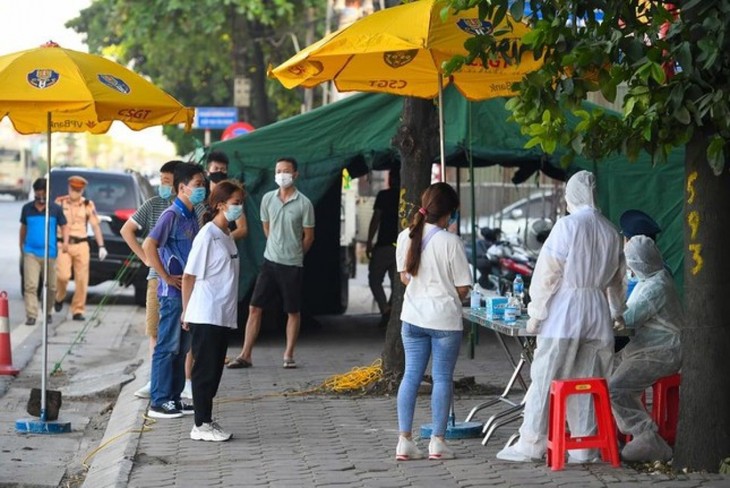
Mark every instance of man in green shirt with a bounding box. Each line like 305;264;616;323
228;157;315;369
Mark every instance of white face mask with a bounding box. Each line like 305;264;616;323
275;172;294;188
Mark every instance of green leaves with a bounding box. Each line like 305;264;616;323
446;0;730;176
707;135;726;176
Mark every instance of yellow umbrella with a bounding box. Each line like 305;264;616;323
0;42;194;134
0;41;194;429
269;0;541;172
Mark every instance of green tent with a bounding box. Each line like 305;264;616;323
210;86;685;309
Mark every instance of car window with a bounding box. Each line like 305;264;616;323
525;195;557;219
49;171;139;214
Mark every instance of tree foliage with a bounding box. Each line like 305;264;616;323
67;0;325;154
445;0;730;172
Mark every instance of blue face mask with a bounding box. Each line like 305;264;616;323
448;210;459;227
224;204;243;222
188;186;206;205
157;184;172;200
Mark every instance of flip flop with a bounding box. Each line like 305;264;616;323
283;358;297;369
226;357;252;369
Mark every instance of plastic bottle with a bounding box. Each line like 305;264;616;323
513;274;524;305
470;288;481;309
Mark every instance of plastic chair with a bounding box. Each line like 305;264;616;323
651;373;680;446
546;378;621;471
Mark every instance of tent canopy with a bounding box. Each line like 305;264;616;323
210;86;685;300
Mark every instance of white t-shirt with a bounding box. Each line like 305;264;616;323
183;222;240;328
396;223;472;331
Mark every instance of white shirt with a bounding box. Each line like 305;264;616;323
396;223;472;331
183;222;240;328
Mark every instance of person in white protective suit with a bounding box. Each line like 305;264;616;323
497;170;625;463
609;235;682;462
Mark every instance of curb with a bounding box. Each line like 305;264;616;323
81;341;150;488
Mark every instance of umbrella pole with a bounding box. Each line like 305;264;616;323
438;77;445;181
41;113;51;422
17;113;70;433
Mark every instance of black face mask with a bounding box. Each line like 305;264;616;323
209;172;228;184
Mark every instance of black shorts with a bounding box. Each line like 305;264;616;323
250;259;304;313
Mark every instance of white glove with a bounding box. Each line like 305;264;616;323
526;317;541;334
613;316;626;332
98;246;108;261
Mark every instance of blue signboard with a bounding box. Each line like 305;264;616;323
194;107;238;129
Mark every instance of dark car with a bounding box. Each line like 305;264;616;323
48;167;154;305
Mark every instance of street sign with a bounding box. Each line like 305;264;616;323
234;77;251;108
221;122;255;141
194;107;238;130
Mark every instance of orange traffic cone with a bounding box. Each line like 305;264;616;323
0;291;19;376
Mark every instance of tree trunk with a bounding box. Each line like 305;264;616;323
381;97;438;377
674;130;730;472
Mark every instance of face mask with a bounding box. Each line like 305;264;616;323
187;186;206;205
448;210;459;227
275;173;293;188
158;184;172;200
224;204;243;222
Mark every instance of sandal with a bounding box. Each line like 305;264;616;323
283;358;297;369
226;356;252;369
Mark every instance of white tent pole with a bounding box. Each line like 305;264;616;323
438;77;445;181
41;112;50;421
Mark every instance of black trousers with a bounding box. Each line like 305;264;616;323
189;323;229;426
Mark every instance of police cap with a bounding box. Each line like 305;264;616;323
619;209;661;240
68;175;88;190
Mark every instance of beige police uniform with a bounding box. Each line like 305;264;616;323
55;178;101;316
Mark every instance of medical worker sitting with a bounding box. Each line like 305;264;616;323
497;170;625;463
609;235;682;462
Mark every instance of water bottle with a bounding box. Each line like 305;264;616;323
470;288;481;309
513;274;524;304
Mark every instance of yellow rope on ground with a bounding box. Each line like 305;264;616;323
216;358;384;404
321;358;383;393
81;417;156;470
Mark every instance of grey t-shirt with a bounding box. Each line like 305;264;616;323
260;188;315;267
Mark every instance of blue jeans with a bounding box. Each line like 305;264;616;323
397;322;462;436
150;296;190;407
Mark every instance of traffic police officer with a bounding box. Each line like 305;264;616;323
54;175;107;321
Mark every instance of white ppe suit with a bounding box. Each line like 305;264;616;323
609;235;681;462
497;170;625;462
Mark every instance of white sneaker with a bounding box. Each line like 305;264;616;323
428;436;455;460
395;436;424;461
190;421;232;442
134;381;151;399
182;379;193;400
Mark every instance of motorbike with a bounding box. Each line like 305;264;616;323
485;235;537;300
465;227;543;303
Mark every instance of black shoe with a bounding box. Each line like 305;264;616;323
25;317;36;326
147;401;183;419
54;301;63;312
175;401;194;415
72;313;85;321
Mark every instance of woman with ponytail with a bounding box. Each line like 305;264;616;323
181;180;245;442
394;182;472;461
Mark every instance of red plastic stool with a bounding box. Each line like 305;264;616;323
652;373;680;446
546;378;621;471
